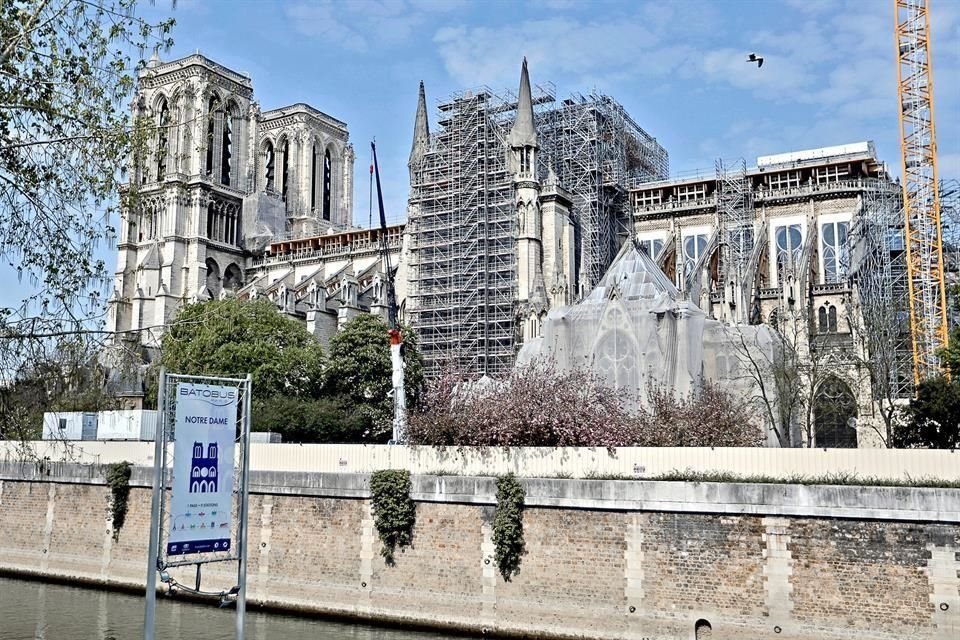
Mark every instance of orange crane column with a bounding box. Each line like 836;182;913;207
894;0;949;386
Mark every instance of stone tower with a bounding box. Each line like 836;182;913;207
107;54;256;350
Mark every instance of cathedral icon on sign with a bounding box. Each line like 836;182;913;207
189;442;219;493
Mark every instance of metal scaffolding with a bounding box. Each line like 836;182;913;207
850;179;913;399
715;158;754;322
407;85;668;377
942;178;960;328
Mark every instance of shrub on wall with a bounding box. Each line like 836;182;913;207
370;469;416;565
106;461;132;541
493;473;526;581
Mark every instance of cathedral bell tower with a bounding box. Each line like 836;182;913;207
511;58;548;344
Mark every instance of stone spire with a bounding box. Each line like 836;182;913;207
409;80;430;167
508;58;538;149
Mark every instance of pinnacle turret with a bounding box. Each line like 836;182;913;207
409;81;430;167
508;58;538;149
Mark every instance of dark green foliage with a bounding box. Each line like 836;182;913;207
160;299;324;402
369;469;415;565
0;338;117;441
939;323;960;379
106;461;132;541
252;395;368;443
492;473;525;581
324;315;425;441
894;375;960;449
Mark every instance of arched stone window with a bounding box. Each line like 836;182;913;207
223;263;243;292
263;140;275;192
156;96;169;180
818;302;838;332
323;148;332;221
220;101;236;186
814;376;858;448
205;95;221;177
205;258;221;298
694;619;712;639
311;144;319;211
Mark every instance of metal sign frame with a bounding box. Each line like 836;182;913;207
144;368;253;640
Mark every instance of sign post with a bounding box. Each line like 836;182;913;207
144;372;252;640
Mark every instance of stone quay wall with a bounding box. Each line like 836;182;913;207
0;462;957;640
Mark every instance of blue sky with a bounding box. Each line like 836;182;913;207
3;0;959;315
142;0;960;223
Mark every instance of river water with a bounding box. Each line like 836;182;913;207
0;577;457;640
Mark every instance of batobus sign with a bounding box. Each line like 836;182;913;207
167;383;238;556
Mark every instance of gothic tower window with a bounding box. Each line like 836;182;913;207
323;148;332;221
205;95;221;177
220;102;234;186
264;141;275;192
280;138;289;201
156;97;169;180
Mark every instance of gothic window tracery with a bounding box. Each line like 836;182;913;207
774;224;803;284
814;377;858;448
205;199;241;246
820;221;849;283
682;233;708;280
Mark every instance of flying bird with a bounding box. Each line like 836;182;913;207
747;53;764;68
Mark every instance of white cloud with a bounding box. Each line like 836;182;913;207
433;12;703;90
286;2;369;52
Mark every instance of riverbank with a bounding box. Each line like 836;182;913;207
1;462;958;639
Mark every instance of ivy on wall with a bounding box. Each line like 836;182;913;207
370;469;416;565
106;461;132;541
493;473;526;581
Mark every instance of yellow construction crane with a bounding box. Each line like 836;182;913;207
894;0;950;385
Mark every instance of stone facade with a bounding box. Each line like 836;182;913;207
1;466;958;640
105;54;400;366
629;143;904;448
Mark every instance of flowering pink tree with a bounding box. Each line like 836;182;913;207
407;361;762;448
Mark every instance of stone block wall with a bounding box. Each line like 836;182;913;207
0;467;958;640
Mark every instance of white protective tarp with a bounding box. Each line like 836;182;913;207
518;241;776;424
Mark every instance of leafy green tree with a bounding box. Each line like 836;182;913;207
939;327;960;379
159;299;324;401
1;0;173;323
251;395;368;443
324;314;424;442
894;375;960;449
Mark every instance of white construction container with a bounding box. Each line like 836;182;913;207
42;412;98;441
249;431;282;444
96;410;158;441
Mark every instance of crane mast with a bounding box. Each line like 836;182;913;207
894;0;949;385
